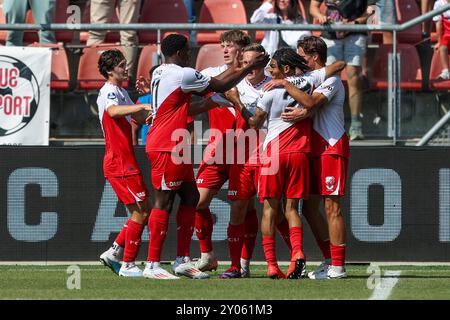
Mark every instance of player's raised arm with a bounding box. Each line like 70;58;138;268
324;60;346;78
205;52;270;94
106;103;152;119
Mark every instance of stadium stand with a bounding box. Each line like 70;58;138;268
429;49;450;90
78;44;128;90
80;0;121;43
396;0;422;44
29;42;70;90
22;0;72;44
195;43;224;70
0;4;7;44
255;0;308;42
136;44;158;79
196;0;247;44
371;44;423;90
138;0;189;44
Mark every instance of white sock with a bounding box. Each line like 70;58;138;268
109;242;123;257
240;258;249;268
201;251;214;260
330;265;345;273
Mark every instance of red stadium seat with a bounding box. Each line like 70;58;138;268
195;44;224;71
197;0;247;45
23;0;73;44
429;50;450;90
139;0;189;44
29;42;70;90
395;0;422;44
80;0;120;43
78;44;128;90
0;5;8;44
136;44;159;79
371;44;422;90
255;1;308;42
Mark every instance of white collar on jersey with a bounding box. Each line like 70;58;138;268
246;76;269;89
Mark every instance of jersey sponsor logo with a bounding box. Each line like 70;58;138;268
107;92;117;100
136;191;146;198
196;178;204;184
228;190;238;196
169;180;183;188
325;176;336;191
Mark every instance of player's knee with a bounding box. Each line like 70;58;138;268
324;202;341;219
153;200;173;213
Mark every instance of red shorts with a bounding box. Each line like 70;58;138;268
147;151;195;191
228;165;260;200
310;154;348;196
107;174;149;205
439;31;450;47
258;152;309;200
196;161;230;190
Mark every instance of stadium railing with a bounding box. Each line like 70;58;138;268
0;3;450;145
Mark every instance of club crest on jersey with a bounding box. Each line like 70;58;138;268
195;71;203;80
107;92;117;100
325;176;335;191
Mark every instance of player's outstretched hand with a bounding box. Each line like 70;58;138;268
224;87;240;105
263;79;287;91
136;76;151;95
249;53;270;70
145;111;153;125
281;106;309;122
141;104;152;111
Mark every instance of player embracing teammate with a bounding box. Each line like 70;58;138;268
277;36;349;279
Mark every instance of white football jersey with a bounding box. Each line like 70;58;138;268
312;75;346;146
258;68;326;150
236;75;272;119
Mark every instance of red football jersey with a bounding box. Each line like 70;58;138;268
146;64;211;153
97;82;141;177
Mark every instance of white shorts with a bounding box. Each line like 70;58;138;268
323;34;367;67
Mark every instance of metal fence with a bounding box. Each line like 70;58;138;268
1;3;450;145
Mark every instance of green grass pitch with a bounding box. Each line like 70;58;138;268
0;264;449;300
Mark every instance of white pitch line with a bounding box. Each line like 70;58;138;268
369;270;402;300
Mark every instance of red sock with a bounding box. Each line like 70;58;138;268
227;223;245;269
276;219;292;253
195;208;213;253
316;239;331;260
241;209;258;260
176;205;196;257
262;235;277;265
114;219;130;248
289;226;305;260
147;208;169;262
330;243;346;266
123;220;145;263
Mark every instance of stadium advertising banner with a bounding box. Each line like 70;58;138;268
0;146;449;262
0;47;51;146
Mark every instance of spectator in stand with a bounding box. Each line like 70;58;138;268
368;0;396;44
250;0;311;56
310;0;374;141
4;0;56;46
87;0;141;80
433;0;450;80
421;0;434;37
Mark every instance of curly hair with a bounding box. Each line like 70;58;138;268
161;34;188;58
272;47;309;73
98;49;125;79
